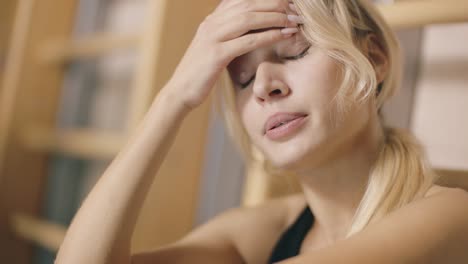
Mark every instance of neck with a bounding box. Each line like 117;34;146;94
296;114;384;244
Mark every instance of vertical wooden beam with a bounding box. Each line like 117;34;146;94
0;0;34;186
0;0;77;263
130;0;220;253
0;0;18;96
126;0;168;129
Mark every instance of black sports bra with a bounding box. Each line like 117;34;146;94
268;206;315;263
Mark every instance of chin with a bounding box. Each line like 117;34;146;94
265;147;317;172
263;135;331;172
270;155;318;173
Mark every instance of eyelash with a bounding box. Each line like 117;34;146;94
239;46;311;89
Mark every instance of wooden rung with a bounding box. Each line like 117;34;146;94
39;33;141;63
435;168;468;191
379;0;468;29
10;213;66;252
19;125;126;159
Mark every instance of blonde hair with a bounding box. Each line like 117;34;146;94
214;0;439;238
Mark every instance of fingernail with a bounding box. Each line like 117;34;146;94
281;27;298;35
288;14;304;24
289;3;297;12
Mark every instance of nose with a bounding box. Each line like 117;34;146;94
252;62;290;103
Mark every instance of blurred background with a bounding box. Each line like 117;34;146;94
0;0;467;263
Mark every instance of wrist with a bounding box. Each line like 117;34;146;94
156;81;193;115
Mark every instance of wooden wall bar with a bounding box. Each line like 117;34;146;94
0;0;18;96
0;0;77;263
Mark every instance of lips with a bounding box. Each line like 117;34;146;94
264;112;308;134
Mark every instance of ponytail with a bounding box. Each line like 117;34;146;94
346;127;439;237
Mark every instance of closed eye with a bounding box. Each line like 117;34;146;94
240;74;256;89
238;45;312;89
284;45;311;60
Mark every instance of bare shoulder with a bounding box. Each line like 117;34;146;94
350;184;468;264
423;184;466;198
398;185;468;263
274;186;468;264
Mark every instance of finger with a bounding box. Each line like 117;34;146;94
215;11;302;41
213;0;234;12
237;0;290;13
222;27;297;61
248;0;299;15
289;2;297;13
216;0;291;14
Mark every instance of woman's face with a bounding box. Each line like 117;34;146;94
227;33;372;171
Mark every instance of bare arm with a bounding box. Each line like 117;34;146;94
55;86;190;264
55;0;300;263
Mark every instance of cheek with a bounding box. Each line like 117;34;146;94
296;55;342;100
286;57;343;132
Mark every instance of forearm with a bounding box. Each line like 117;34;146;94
55;83;190;264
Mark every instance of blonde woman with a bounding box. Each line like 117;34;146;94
55;0;468;263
